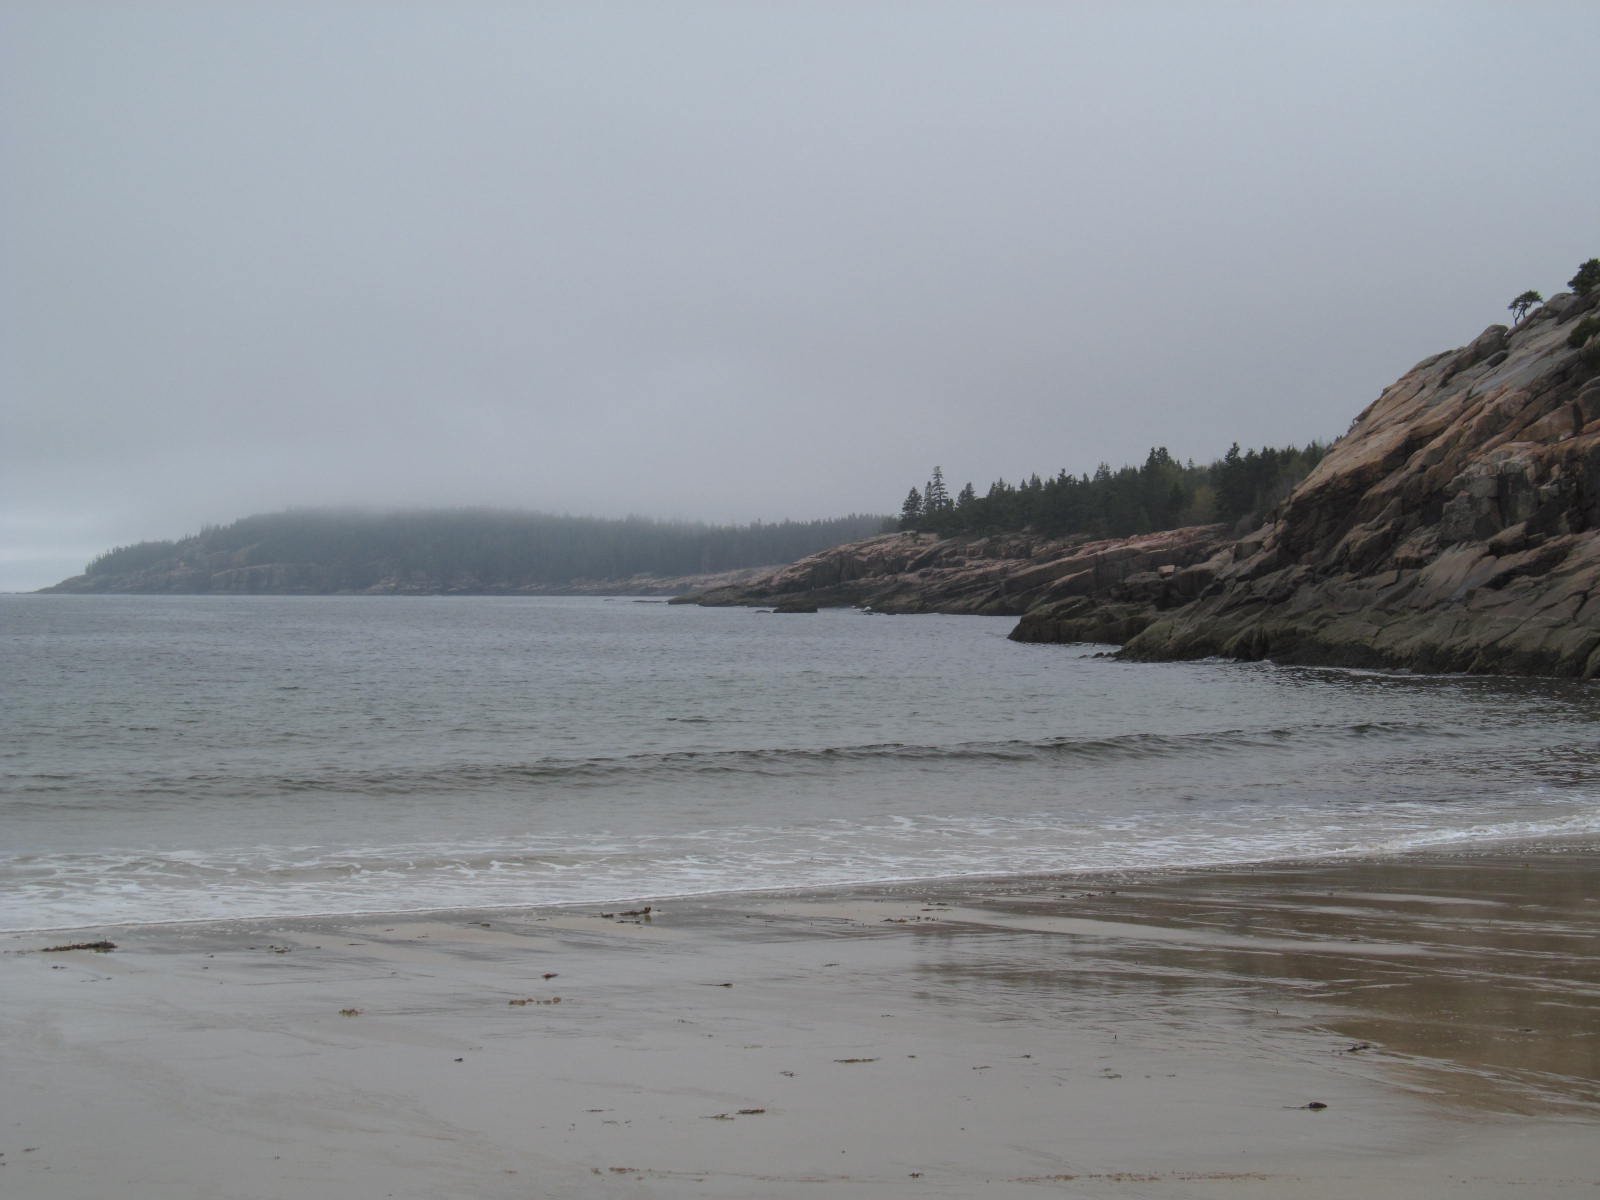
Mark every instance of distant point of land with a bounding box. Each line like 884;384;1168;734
41;508;891;596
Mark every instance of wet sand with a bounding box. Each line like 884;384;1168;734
3;842;1597;1197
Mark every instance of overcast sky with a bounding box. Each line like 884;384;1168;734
3;2;1597;590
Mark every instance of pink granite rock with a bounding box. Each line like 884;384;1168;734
1119;291;1600;677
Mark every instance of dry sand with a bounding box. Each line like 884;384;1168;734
3;843;1597;1198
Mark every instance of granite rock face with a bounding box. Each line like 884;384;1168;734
677;526;1232;619
1112;292;1600;677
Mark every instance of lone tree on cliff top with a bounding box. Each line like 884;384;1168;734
1508;290;1543;324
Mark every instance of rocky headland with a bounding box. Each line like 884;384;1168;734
684;288;1600;678
674;524;1232;634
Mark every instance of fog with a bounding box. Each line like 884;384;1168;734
4;2;1597;590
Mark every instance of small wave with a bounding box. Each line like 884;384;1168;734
7;797;1599;933
2;719;1460;801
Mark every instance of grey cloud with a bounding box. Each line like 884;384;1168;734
4;1;1597;589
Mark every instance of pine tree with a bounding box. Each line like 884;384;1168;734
1214;442;1254;523
899;487;924;530
1508;290;1543;324
1568;259;1600;298
923;466;951;514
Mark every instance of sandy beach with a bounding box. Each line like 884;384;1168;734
3;843;1597;1198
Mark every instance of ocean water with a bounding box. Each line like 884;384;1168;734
3;593;1599;931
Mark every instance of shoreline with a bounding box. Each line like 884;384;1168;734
8;828;1598;938
4;842;1597;1197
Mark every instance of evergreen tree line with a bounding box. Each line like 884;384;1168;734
83;508;891;588
899;442;1329;539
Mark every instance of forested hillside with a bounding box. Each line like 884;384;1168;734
48;508;890;594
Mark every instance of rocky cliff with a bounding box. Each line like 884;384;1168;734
1056;290;1600;676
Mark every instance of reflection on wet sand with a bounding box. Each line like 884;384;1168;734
899;848;1600;1113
